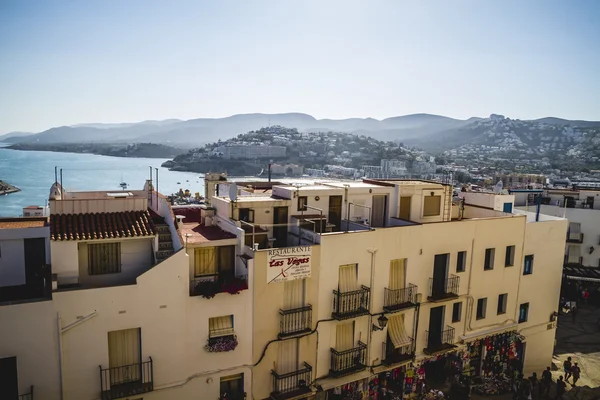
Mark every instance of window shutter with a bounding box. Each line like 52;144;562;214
389;259;406;290
338;264;358;292
335;322;354;351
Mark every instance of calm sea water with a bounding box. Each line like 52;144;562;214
0;146;204;217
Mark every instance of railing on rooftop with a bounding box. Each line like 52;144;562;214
329;341;367;377
332;285;370;320
189;272;248;298
270;362;312;400
99;358;153;400
383;284;418;312
279;305;312;338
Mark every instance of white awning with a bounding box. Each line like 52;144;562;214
317;369;372;391
388;314;411;348
459;323;518;343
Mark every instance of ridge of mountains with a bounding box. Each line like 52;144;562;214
2;113;600;158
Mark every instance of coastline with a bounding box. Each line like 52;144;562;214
5;143;186;159
0;180;20;195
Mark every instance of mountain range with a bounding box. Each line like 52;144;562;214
2;113;600;157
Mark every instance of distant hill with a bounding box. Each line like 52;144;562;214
3;113;600;159
0;131;32;141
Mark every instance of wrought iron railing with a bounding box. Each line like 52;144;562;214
279;305;312;338
564;255;583;267
99;358;153;400
424;326;455;353
329;341;367;377
189;273;248;298
567;231;584;243
271;362;312;399
427;275;459;300
383;284;418;312
332;285;370;319
18;386;34;400
382;339;414;365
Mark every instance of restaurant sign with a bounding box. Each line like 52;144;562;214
267;246;312;284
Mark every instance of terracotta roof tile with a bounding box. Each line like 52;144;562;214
50;211;156;241
0;219;47;229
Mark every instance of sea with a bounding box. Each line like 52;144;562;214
0;145;205;217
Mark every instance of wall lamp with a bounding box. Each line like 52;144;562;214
372;314;388;331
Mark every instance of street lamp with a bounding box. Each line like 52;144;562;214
372;314;388;331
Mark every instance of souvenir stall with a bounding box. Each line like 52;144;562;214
467;332;521;396
369;366;409;400
324;378;369;400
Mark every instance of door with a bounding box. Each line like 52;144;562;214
371;195;387;227
503;202;513;213
220;374;244;398
108;328;142;384
24;238;46;293
273;207;288;248
399;197;411;220
328;196;342;232
427;306;444;348
432;254;448;297
0;356;18;400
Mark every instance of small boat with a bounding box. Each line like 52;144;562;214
177;182;181;184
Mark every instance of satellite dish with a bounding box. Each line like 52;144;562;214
494;181;503;194
228;183;238;202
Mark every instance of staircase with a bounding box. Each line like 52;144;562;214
150;212;174;264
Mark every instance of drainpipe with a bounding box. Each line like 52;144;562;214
58;313;65;400
367;248;378;365
463;238;475;334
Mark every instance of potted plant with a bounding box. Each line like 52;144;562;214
205;335;238;352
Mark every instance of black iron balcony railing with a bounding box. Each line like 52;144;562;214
270;362;312;400
382;339;414;365
279;305;312;338
99;358;153;400
18;386;34;400
332;285;370;320
564;255;583;267
424;326;456;355
383;284;418;312
427;275;459;301
329;341;367;377
189;273;248;298
566;231;584;243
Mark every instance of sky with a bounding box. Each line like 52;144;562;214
1;0;599;133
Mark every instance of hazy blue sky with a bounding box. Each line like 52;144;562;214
1;0;599;133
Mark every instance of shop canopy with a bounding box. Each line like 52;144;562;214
459;323;517;343
564;265;600;283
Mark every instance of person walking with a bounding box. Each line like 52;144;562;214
583;288;590;304
563;357;572;382
529;372;539;400
556;376;566;400
541;367;552;397
571;363;581;386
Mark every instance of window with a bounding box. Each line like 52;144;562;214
497;293;508;315
519;303;529;323
194;246;235;277
220;373;244;399
298;196;307;211
452;302;462;322
108;328;141;383
338;264;358;292
523;255;534;275
209;315;234;338
505;245;515;267
456;251;466;273
335;321;355;351
423;195;441;217
476;298;487;320
88;242;121;275
389;259;406;290
567;245;581;265
484;248;495;270
568;222;582;241
238;208;254;223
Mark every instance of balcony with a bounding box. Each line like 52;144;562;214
424;326;456;355
332;286;370;320
566;231;584;243
99;358;153;400
18;386;34;400
382;339;414;365
427;275;459;302
383;284;418;312
564;255;583;267
189;273;248;298
270;362;313;400
330;341;367;377
279;305;313;338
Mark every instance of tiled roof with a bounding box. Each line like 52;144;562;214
50;211;156;241
0;219;47;230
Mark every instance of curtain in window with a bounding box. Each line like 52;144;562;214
195;247;217;276
338;264;358;292
209;315;234;337
276;338;299;374
387;314;411;349
423;196;441;217
335;322;354;351
283;279;305;310
108;328;141;383
89;242;121;275
567;245;581;264
389;259;406;290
